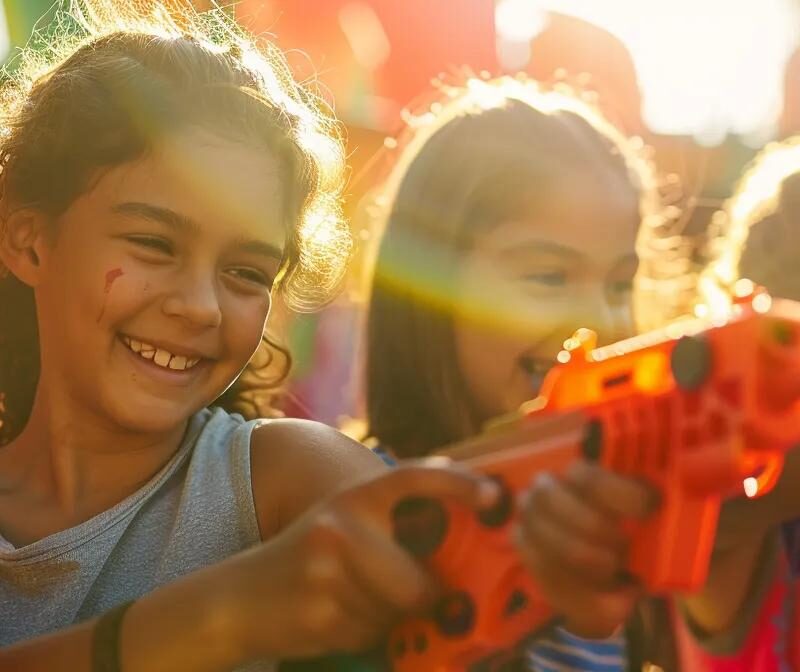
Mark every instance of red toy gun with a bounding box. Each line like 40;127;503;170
388;289;800;672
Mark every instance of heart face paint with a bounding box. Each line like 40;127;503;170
97;267;124;323
104;267;124;292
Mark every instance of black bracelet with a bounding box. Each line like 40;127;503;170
92;600;135;672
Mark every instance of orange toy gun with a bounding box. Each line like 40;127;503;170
388;289;800;672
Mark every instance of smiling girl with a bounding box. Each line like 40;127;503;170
364;76;659;459
0;3;509;671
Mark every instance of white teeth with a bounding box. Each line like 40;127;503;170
169;356;187;370
122;336;201;370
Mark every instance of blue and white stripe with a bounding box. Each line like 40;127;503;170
526;627;627;672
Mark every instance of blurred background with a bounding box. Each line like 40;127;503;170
4;0;800;425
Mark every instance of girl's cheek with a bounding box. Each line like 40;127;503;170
97;267;170;324
228;296;272;347
94;267;126;324
512;298;577;340
245;291;272;324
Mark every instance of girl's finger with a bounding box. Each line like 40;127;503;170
515;506;621;583
565;462;658;519
335;511;439;615
522;473;627;551
340;458;501;523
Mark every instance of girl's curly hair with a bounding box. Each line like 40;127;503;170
0;0;352;442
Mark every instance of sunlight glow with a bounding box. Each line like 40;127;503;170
496;0;800;143
338;2;390;71
0;3;9;63
495;0;547;70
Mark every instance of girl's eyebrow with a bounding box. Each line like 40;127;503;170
113;201;199;233
112;201;283;260
497;238;584;261
234;237;284;261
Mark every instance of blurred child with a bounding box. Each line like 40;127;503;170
590;137;800;671
660;138;800;671
700;138;800;307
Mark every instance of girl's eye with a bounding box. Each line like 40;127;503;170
227;267;272;288
522;271;567;287
126;235;173;255
609;278;634;294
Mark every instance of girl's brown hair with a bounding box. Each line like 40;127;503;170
0;0;351;443
365;75;661;458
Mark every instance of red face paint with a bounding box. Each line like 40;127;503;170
97;268;124;323
104;267;124;293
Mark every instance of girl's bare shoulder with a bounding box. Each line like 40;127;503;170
248;418;387;539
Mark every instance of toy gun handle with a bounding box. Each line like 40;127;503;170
387;417;586;672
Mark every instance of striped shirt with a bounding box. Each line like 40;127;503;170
526;626;627;672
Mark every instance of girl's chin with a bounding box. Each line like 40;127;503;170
103;394;206;434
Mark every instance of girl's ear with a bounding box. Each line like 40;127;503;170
0;208;51;287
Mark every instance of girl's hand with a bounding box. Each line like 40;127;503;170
225;460;500;661
514;462;658;638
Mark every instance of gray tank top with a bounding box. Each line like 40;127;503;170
0;407;273;670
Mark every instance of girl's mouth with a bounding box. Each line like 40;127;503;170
120;334;202;372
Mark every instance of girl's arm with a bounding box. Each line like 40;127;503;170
2;427;497;671
248;418;388;540
676;531;782;662
677;447;800;638
677;531;774;640
0;557;248;672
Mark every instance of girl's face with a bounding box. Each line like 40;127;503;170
34;129;285;433
452;174;640;424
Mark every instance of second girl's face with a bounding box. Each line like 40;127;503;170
34;128;285;433
452;173;640;424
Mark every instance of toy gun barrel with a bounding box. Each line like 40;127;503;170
389;291;800;671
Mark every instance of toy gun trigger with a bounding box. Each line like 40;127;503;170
670;434;784;499
739;448;784;498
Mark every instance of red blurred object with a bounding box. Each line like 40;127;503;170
389;289;800;671
235;0;496;127
527;13;644;134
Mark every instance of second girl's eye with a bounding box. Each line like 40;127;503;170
125;235;173;255
522;270;567;287
608;256;639;297
609;278;634;294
